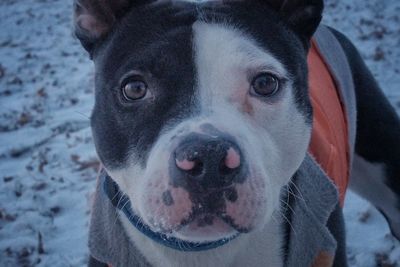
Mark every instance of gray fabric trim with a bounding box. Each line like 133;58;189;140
284;154;339;267
327;204;348;267
88;172;150;267
313;25;357;169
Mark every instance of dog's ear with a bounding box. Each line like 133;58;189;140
261;0;323;43
73;0;152;55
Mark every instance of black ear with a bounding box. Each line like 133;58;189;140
263;0;324;42
73;0;152;55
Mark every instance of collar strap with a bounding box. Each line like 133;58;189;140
102;172;239;252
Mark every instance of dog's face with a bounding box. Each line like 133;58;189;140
75;0;322;243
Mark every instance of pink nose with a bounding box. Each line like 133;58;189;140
175;159;196;171
175;146;241;171
225;147;241;169
171;132;247;190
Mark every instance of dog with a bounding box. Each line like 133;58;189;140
73;0;400;266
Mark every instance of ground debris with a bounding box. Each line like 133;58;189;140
37;232;45;254
375;252;397;267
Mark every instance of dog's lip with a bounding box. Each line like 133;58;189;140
187;184;235;195
104;173;240;250
140;212;241;244
220;213;252;233
170;216;238;243
155;211;250;236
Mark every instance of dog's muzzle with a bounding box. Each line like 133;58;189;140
103;172;240;251
106;124;268;251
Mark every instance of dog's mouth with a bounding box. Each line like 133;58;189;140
157;206;252;243
142;185;255;240
144;211;242;249
142;191;252;245
104;173;241;251
172;213;238;242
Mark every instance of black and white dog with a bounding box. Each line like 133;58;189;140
73;0;400;266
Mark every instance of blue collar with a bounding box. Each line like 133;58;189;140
102;173;240;252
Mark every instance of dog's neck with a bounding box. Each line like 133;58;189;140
119;210;284;267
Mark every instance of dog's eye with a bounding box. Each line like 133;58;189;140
250;73;279;97
122;79;148;101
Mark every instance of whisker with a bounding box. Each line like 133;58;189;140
279;198;295;216
74;111;91;120
275;210;297;236
288;180;306;202
113;198;130;227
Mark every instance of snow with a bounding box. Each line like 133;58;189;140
0;0;398;266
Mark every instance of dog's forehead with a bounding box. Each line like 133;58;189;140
99;0;304;83
193;21;288;78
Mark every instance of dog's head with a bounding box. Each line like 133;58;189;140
74;0;322;244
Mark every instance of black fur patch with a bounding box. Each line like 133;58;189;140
330;28;400;203
162;190;174;206
91;3;198;169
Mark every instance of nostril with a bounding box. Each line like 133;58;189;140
219;159;234;175
175;158;195;171
188;160;203;177
176;157;204;177
224;147;241;169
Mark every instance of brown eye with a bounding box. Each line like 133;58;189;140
251;73;279;97
122;79;148;101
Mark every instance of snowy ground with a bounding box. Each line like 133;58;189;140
0;0;399;266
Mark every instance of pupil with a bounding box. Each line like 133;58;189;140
254;75;276;95
125;81;146;99
258;77;268;88
132;83;142;93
